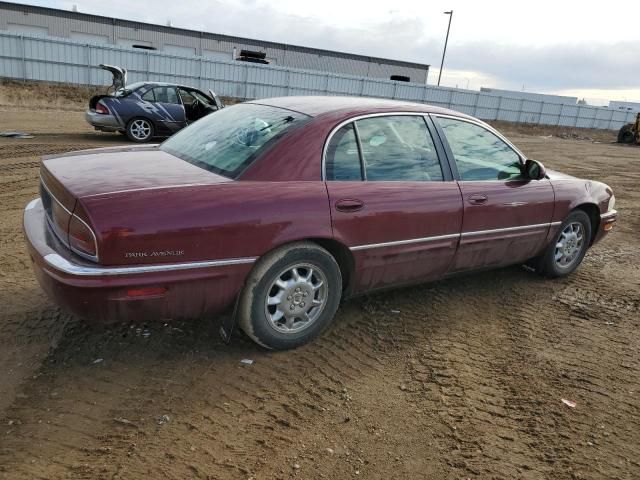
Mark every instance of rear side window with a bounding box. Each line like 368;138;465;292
325;124;362;181
151;86;180;104
356;115;443;181
141;89;155;102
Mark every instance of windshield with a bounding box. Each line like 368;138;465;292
160;103;309;178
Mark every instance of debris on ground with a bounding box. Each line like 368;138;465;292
113;417;137;427
390;309;401;314
92;358;104;364
158;414;170;425
556;132;593;142
562;399;577;408
0;131;34;139
240;359;254;365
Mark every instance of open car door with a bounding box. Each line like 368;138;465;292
99;64;127;91
208;89;225;110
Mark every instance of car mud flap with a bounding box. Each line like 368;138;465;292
219;293;241;344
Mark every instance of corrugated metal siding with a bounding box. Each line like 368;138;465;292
0;1;429;83
480;87;579;105
0;32;634;131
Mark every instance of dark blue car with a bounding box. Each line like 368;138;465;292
86;65;224;142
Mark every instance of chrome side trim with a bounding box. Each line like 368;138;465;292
39;175;100;262
83;182;230;198
350;233;461;251
44;253;257;277
550;221;562;227
462;223;550;238
601;209;617;220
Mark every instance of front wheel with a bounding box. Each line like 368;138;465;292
126;118;154;142
238;242;342;350
536;210;592;278
618;124;636;144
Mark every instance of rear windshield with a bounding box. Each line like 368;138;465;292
160;103;309;178
114;82;145;97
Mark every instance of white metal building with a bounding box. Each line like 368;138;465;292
0;1;430;84
609;100;640;113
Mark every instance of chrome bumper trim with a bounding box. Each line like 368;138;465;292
44;253;257;277
600;209;617;220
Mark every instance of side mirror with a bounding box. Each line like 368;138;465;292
524;159;546;180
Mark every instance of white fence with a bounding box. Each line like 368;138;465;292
0;32;634;130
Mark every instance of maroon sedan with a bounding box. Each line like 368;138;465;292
23;96;617;349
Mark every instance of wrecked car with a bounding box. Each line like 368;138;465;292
86;64;224;142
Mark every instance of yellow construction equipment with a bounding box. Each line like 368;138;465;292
617;112;640;144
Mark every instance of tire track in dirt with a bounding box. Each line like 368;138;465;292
1;134;639;479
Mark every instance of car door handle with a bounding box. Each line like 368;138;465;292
467;194;488;205
335;198;364;212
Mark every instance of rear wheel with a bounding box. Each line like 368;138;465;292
618;124;635;144
536;210;591;278
238;242;342;350
126;118;154;142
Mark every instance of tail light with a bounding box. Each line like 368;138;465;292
50;201;71;240
69;215;97;259
95;101;109;115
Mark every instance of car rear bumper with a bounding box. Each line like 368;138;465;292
85;110;122;132
23;198;254;323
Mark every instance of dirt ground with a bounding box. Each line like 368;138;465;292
0;103;639;480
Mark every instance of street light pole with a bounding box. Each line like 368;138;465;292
437;10;453;86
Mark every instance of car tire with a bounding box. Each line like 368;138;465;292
238;242;342;350
536;210;592;278
617;124;635;144
125;118;154;143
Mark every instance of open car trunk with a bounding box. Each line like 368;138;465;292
100;64;127;91
88;64;129;110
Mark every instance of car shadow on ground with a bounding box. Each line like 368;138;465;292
40;264;542;371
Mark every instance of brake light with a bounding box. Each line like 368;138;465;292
95;101;109;115
69;215;97;258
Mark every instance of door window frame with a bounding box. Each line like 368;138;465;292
322;112;453;182
430;113;528;182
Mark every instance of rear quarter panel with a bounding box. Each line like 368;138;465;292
78;181;332;266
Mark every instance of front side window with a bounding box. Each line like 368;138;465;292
355;116;443;181
325;124;362;181
436;117;522;181
160;103;309;178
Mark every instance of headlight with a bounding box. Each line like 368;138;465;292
608;195;616;212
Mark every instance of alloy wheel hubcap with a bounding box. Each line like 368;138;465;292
264;263;328;334
554;222;584;268
130;120;151;140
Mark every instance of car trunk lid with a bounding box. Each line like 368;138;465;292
40;145;231;201
100;64;127;91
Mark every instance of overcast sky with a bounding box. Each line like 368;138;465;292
15;0;640;103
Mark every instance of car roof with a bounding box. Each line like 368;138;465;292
136;81;199;90
248;95;471;119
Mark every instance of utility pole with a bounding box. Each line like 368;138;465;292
437;10;453;86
